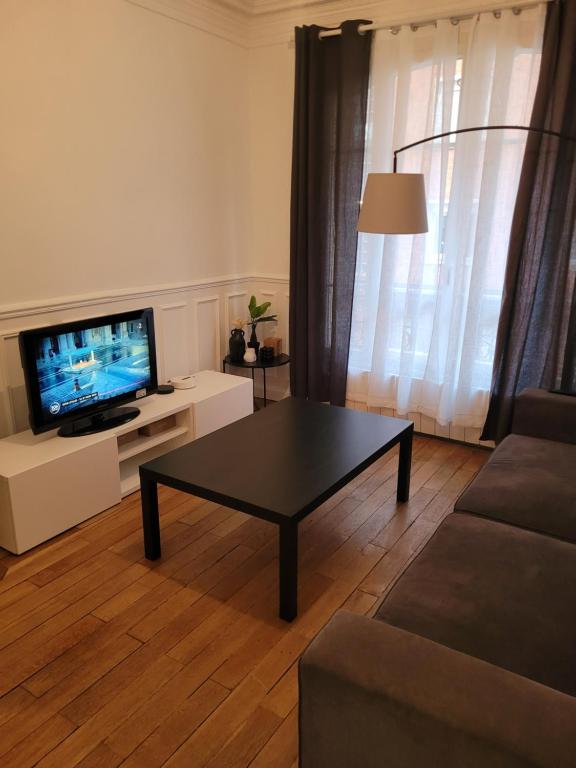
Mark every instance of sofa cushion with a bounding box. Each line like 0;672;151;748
375;512;576;696
455;434;576;542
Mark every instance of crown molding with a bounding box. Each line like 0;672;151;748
248;0;544;46
251;0;340;13
124;0;252;47
124;0;545;48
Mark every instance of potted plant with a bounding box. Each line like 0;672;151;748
246;295;277;354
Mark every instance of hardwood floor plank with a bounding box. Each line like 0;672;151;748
23;631;142;698
0;536;88;593
249;707;299;768
36;655;182;768
75;743;124;767
104;644;233;759
262;664;298;720
0;687;36;728
0;582;39;615
119;680;229;768
127;585;201;643
163;676;267;768
0;551;133;632
203;705;282;768
341;588;379;616
0;634;142;757
0;713;76;768
0;615;104;697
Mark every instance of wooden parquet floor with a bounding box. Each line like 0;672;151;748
0;435;487;767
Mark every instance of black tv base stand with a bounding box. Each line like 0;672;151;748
58;406;140;437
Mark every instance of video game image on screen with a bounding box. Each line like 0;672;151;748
34;319;152;419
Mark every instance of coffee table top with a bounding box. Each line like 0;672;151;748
140;398;412;524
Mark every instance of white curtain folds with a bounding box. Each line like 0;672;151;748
348;6;545;428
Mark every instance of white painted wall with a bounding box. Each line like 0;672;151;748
0;0;249;307
246;44;294;277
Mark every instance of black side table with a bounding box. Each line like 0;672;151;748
223;353;290;407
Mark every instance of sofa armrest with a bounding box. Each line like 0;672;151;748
512;388;576;444
299;612;576;768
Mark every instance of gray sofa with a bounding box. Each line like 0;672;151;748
299;389;576;767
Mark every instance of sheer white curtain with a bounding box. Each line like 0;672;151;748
348;7;545;428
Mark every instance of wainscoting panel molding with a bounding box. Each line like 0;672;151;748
224;291;248;334
195;296;221;373
0;274;289;438
0;272;489;447
157;302;190;383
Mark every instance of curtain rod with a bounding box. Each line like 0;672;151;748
318;1;548;38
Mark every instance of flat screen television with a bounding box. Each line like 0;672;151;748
19;308;158;437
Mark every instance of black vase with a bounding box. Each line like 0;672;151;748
229;328;246;363
248;324;260;355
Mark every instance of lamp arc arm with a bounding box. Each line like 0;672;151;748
392;125;576;172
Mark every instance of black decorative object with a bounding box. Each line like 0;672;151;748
260;346;274;363
248;324;260;356
229;328;246;363
245;296;277;357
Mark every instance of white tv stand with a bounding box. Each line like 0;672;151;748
0;371;252;554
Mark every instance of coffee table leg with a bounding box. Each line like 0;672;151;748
397;427;413;503
141;471;161;560
279;521;298;622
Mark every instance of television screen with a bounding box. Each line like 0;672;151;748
20;308;158;434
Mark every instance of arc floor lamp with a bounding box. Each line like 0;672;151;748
357;124;575;235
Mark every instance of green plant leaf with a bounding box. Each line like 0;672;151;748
248;296;273;320
252;301;271;319
254;314;277;324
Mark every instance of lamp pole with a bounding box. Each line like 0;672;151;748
392;124;576;172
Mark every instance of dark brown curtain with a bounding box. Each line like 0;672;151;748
289;21;372;405
482;0;576;442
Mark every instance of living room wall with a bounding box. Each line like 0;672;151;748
0;0;281;438
0;0;250;308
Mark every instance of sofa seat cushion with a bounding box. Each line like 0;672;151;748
455;434;576;542
375;512;576;696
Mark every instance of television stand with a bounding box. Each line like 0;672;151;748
0;371;253;554
58;406;140;437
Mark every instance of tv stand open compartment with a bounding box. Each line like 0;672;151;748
115;404;193;496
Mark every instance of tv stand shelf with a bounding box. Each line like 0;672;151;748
117;425;189;463
0;371;253;554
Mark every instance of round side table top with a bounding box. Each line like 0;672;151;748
223;353;290;370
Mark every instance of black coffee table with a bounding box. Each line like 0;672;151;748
139;398;413;621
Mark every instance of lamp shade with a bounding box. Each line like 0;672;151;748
357;173;428;234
